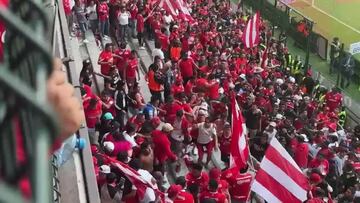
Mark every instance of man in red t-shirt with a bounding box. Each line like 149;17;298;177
113;42;131;79
186;163;209;191
98;0;109;38
98;43;113;76
157;27;170;54
178;53;197;85
125;50;139;90
294;134;309;169
136;9;145;48
199;179;227;203
324;88;342;112
175;176;195;203
221;167;253;202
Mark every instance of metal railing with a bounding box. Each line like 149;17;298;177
0;0;57;202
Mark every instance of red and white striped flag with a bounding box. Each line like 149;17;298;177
251;137;309;203
155;0;194;23
230;93;249;170
242;11;260;48
102;155;165;202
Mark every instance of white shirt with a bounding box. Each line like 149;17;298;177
86;4;97;20
171;118;184;141
118;11;130;25
138;169;156;203
163;15;173;25
123;131;137;147
197;122;216;144
152;48;165;60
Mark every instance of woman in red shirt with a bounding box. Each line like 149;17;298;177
125;51;140;91
98;43;113;76
84;97;103;140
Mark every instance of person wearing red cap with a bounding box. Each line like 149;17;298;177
221;166;253;203
199;179;227;203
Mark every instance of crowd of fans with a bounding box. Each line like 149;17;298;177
70;0;360;202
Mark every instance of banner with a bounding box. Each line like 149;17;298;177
349;41;360;55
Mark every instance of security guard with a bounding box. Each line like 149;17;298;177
283;48;293;69
338;106;347;127
292;55;304;82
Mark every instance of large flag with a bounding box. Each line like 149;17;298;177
230;93;249;170
152;0;194;23
242;11;260;48
251;137;309;203
102;155;164;202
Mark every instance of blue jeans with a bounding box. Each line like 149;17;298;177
129;19;137;37
99;19;109;37
119;24;128;42
79;22;87;34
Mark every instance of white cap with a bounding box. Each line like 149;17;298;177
218;87;224;94
299;134;309;142
100;165;111;174
288;76;296;83
276;78;284;85
239;74;246;80
275;114;284;119
103;141;114;152
269;122;277;127
162;123;174;132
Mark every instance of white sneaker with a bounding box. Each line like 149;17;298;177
83;39;89;43
139;46;145;50
104;35;110;40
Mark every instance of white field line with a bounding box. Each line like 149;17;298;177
298;0;360;34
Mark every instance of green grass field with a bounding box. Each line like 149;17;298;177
289;0;360;57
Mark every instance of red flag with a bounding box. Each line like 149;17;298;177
230;93;249;170
242;11;260;48
151;0;194;23
251;137;309;203
102;155;165;202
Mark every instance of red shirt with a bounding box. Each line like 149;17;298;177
221;169;252;201
208;81;220;100
179;58;195;78
157;33;170;51
325;92;342;112
129;4;138;19
136;14;144;32
199;190;226;203
114;48;131;72
126;58;138;78
174;190;195;203
185;172;209;190
102;97;116;116
152;130;177;163
84;100;102;128
98;50;113;76
63;0;71;15
184;81;194;96
171;84;185;96
294;142;309;168
98;2;109;21
127;116;144;132
219;134;231;156
308;159;329;175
